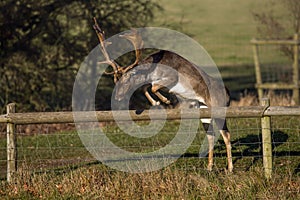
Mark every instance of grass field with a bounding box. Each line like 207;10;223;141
151;0;294;94
0;115;299;199
153;0;289;65
152;0;265;65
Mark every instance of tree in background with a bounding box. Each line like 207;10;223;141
0;0;160;112
253;0;300;60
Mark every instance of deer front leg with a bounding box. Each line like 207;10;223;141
151;84;171;104
154;91;171;104
143;85;160;106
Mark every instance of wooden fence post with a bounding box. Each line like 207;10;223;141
252;43;264;100
261;98;272;179
7;103;17;182
292;33;299;105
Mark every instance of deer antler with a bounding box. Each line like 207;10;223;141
93;18;144;82
119;29;144;73
93;17;121;83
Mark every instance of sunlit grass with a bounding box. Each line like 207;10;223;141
153;0;291;66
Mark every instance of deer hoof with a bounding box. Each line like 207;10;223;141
164;100;171;104
227;166;233;173
207;164;213;172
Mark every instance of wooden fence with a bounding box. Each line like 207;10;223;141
1;99;300;182
251;33;300;104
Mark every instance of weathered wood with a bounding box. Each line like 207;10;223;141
255;83;298;90
251;38;300;45
7;103;17;183
292;33;299;105
1;106;300;125
264;106;300;116
261;99;272;179
0;115;9;123
1;107;267;125
252;44;263;99
226;106;266;118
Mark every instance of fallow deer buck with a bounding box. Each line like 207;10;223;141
93;18;233;172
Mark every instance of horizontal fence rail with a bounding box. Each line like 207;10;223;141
1;101;300;182
250;38;300;45
1;106;300;125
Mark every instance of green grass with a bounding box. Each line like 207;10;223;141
0;116;299;199
152;0;291;66
152;0;267;65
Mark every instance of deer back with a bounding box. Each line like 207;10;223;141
115;50;230;107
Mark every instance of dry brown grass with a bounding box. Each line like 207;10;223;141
1;165;299;199
231;92;295;107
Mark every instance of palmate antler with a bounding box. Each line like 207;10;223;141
93;18;143;83
119;29;144;73
93;17;121;83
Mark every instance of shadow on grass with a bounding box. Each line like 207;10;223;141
294;164;300;175
183;130;297;172
2;130;298;180
230;130;291;171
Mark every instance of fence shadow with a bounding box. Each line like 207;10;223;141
182;130;291;171
294;164;300;175
229;130;289;171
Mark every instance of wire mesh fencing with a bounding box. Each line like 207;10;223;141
0;112;299;180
